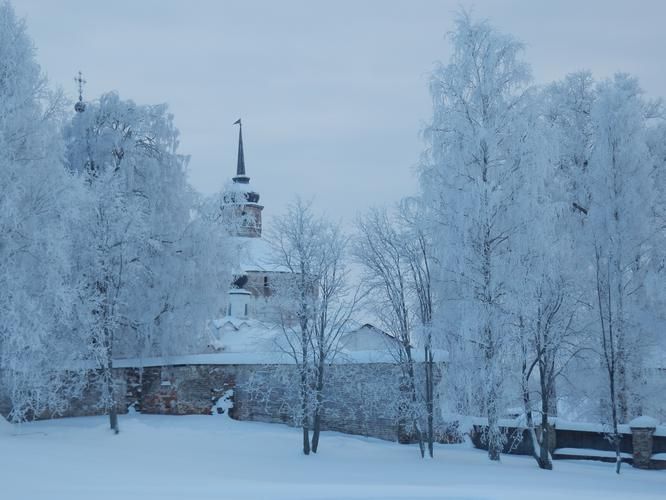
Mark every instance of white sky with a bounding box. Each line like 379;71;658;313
15;0;666;226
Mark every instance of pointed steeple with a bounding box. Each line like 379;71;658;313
222;118;264;237
233;118;248;183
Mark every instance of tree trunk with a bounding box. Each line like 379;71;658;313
610;371;622;474
105;363;118;434
311;354;325;453
109;408;119;434
425;346;434;458
405;345;425;458
481;216;500;462
311;413;321;453
521;362;542;465
103;319;119;434
485;327;501;462
487;386;501;461
538;381;553;470
595;250;621;473
298;305;311;455
302;426;310;456
548;382;558;417
300;364;310;455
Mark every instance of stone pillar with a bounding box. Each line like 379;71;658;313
630;416;658;469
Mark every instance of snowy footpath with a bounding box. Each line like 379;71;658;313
1;413;665;500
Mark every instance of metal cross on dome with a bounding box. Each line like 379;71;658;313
74;71;87;112
74;71;87;101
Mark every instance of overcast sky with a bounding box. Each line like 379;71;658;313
15;0;666;226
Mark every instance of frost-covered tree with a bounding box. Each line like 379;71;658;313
398;197;437;457
533;72;603;426
309;226;358;453
420;12;533;461
64;92;227;431
506;89;591;470
543;71;596;218
0;2;89;422
584;74;663;472
534;71;665;472
354;206;426;457
178;192;235;349
268;197;356;455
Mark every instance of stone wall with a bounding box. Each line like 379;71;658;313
231;363;409;441
133;362;442;443
139;365;237;415
0;362;442;444
0;368;138;421
4;362;665;469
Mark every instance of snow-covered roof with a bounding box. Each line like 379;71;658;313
112;315;450;368
226;178;256;194
112;348;447;368
339;323;401;352
204;318;448;364
209;316;281;353
628;416;660;428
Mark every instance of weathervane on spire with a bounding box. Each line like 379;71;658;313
74;71;86;113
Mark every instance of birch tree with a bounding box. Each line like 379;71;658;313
0;2;88;421
510;90;590;470
64;92;208;432
585;74;661;472
398;198;436;457
421;12;533;461
269;198;355;455
354;207;426;457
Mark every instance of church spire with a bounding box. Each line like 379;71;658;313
233;118;248;183
223;118;263;237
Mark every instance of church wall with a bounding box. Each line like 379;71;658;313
243;271;296;323
244;271;273;298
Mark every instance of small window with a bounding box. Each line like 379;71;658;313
160;367;172;387
244;304;248;316
263;276;269;287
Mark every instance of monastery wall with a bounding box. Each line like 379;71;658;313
1;362;446;444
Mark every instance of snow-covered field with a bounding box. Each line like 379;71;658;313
1;414;665;500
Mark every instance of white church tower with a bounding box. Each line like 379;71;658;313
221;120;278;321
222;119;264;238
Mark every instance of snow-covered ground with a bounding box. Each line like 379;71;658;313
1;413;664;500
